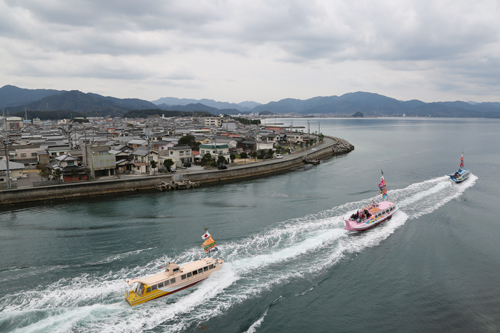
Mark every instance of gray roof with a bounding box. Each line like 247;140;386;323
0;160;25;170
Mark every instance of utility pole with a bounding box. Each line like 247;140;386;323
4;139;11;189
2;109;10;188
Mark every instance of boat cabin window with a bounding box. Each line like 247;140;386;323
204;266;208;272
209;264;214;269
135;283;144;295
173;268;179;273
158;282;164;288
152;285;157;291
198;268;203;274
163;280;169;286
170;278;176;284
192;270;198;276
146;287;151;293
187;272;192;278
181;274;186;280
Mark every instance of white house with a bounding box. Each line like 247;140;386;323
165;144;193;167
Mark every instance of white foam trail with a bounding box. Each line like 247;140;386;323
0;175;477;333
245;309;268;333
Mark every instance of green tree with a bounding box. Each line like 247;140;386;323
251;151;257;160
230;153;236;163
240;152;248;159
257;150;265;159
163;159;174;172
53;168;62;180
178;135;200;150
201;153;213;167
84;168;91;179
150;160;158;175
217;155;226;165
318;134;325;142
267;149;274;158
38;167;51;180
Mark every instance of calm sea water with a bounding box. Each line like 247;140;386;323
1;118;499;333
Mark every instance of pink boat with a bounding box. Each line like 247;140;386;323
344;172;398;231
344;201;398;231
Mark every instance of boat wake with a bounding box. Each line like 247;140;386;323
0;175;477;332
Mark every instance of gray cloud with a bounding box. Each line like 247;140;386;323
0;0;499;102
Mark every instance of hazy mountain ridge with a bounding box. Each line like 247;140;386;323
152;97;259;111
1;85;499;118
254;92;500;117
0;85;65;108
1;88;157;117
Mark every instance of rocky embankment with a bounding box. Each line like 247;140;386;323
331;137;355;155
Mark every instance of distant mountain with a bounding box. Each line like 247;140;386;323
123;109;213;118
157;103;244;115
0;85;65;108
152;97;260;112
251;92;500;118
3;90;157;117
2;85;499;119
238;101;262;109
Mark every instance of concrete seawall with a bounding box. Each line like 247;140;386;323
0;136;354;205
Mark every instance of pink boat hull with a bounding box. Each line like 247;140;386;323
344;201;398;231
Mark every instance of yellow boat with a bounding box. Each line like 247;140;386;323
124;257;223;306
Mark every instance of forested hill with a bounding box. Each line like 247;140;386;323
252;92;500;117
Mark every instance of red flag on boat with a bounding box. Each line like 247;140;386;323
202;231;211;240
460;153;464;169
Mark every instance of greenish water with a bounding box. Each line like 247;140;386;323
0;118;499;332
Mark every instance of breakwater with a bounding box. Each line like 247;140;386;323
0;136;354;205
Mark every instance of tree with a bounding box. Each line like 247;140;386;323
230;153;236;163
217;155;226;165
251;151;257;160
84;168;91;179
150;160;158;175
257;150;265;159
53;168;62;180
163;159;174;172
267;149;274;158
240;152;248;159
38;168;51;180
201;153;213;167
178;135;200;150
318;134;324;142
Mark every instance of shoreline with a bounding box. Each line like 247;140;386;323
0;136;354;206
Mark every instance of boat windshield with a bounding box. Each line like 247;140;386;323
135;283;145;296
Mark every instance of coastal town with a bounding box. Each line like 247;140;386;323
0;114;331;191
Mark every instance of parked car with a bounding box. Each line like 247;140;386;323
275;154;283;159
217;164;227;170
183;162;191;167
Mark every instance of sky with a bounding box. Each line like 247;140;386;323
1;0;500;104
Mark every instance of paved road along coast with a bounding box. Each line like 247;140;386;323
0;136;354;205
